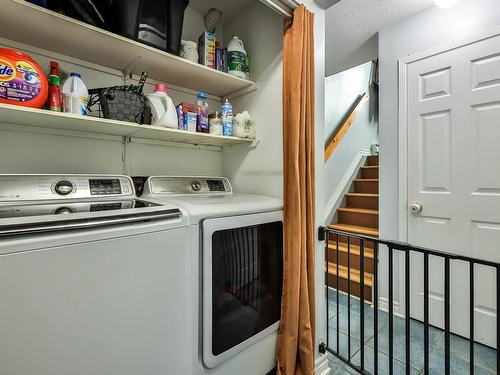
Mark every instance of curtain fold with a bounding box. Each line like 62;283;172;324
277;5;316;375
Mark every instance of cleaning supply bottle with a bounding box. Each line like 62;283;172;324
146;83;178;128
48;76;61;112
49;61;59;78
227;35;248;80
48;61;61;112
221;99;233;136
61;72;88;115
196;92;209;133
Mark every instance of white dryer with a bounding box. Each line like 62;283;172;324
142;176;284;375
0;174;194;375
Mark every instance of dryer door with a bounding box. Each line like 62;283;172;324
202;211;283;368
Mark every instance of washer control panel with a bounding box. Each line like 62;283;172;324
89;179;122;196
0;175;134;202
146;176;232;195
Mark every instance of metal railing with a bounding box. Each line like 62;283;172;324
319;226;500;375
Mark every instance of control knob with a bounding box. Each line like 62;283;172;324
54;180;74;196
191;181;202;192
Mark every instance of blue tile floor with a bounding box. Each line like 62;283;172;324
326;289;497;374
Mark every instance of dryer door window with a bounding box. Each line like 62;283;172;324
202;211;283;368
211;221;283;355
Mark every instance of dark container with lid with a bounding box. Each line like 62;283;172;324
108;0;190;55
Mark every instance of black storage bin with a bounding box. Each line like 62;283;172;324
166;0;189;55
108;0;189;56
44;0;111;30
107;0;140;40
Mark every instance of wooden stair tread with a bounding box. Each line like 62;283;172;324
354;179;379;182
328;223;379;237
327;263;373;286
337;207;378;215
361;165;378;169
346;193;378;198
328;242;374;258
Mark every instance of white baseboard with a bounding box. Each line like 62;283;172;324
324;148;371;224
378;297;403;318
314;353;331;375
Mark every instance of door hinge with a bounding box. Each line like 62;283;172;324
318;226;327;242
319;342;327;354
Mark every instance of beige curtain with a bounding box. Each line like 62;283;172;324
277;5;316;375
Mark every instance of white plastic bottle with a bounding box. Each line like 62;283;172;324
62;72;89;115
146;83;178;128
227;35;248;80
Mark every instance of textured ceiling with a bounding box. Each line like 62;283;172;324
315;0;342;9
326;0;435;75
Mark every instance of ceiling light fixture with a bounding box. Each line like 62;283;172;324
434;0;460;8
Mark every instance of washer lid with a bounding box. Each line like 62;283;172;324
164;193;282;221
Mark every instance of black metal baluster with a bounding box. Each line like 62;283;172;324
374;242;379;375
389;246;394;375
360;238;365;371
326;230;330;349
470;262;474;375
445;258;450;375
424;253;429;375
347;236;351;360
405;250;411;375
336;233;340;355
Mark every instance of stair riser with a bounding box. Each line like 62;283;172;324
328;236;377;249
354;180;379;194
327;274;372;301
366;155;379;166
361;168;378;179
346;195;378;209
338;211;378;229
327;248;375;274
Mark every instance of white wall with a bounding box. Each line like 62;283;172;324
182;6;225;47
378;0;500;312
222;1;284;199
326;32;378;77
324;61;378;221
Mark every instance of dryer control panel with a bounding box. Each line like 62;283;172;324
145;176;232;196
0;175;135;202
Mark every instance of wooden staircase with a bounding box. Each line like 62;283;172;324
327;154;379;302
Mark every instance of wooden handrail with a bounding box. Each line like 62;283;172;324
324;92;369;162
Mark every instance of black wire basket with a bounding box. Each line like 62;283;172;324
88;85;151;125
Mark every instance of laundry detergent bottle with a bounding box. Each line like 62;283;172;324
0;48;48;108
146;83;178;128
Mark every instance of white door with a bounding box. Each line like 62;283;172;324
403;30;500;347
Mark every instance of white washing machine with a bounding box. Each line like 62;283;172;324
0;174;194;375
142;176;284;375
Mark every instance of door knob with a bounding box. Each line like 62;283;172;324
409;202;423;214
